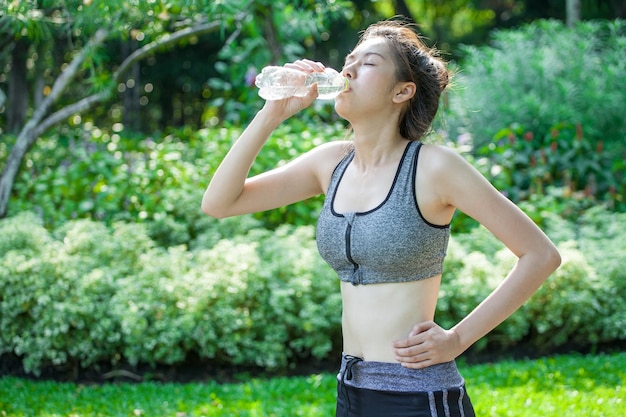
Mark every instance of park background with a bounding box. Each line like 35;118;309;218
0;0;625;415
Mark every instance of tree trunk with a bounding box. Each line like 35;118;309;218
0;29;110;219
7;38;29;133
394;0;413;21
566;0;581;26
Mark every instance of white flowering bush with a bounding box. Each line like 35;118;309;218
0;214;131;373
438;236;531;351
523;245;607;350
0;213;341;375
1;208;624;375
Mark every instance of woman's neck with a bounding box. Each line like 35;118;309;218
350;121;407;169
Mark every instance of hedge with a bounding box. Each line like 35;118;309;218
1;207;624;376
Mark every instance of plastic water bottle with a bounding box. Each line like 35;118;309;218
255;66;348;100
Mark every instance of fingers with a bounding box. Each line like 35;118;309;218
392;321;435;349
392;322;462;369
409;320;436;337
284;59;325;73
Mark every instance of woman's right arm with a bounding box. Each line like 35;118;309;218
201;60;333;218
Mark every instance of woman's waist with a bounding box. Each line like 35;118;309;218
341;314;434;363
338;353;465;392
340;278;440;361
342;305;436;360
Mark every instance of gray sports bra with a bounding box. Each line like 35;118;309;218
316;140;450;286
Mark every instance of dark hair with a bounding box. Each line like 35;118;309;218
357;20;450;141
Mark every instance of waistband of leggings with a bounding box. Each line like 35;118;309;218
338;353;465;393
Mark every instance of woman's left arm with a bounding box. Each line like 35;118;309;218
393;146;561;368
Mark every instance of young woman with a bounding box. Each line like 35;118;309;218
202;20;561;417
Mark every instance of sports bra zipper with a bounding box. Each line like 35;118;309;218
345;222;361;285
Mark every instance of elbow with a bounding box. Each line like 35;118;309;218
201;202;228;219
201;195;229;219
546;243;562;274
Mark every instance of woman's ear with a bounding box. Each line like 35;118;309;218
392;82;416;104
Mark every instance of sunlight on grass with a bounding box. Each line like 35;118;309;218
1;353;624;416
464;353;625;417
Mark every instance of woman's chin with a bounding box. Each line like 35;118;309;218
333;97;351;120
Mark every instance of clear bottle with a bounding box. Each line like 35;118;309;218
255;66;348;101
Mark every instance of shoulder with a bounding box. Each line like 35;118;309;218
417;143;496;206
303;140;352;171
311;140;353;158
284;140;352;192
417;143;472;175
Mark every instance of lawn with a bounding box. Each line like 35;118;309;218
1;352;624;416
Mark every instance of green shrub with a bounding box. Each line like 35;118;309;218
449;20;626;150
190;226;341;368
1;208;624;375
572;207;626;342
443;19;626;211
542;206;626;343
477;122;619;206
7;122;345;239
0;213;341;374
0;219;117;373
523;244;608;350
440;234;530;351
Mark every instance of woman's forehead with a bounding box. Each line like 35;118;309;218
346;38;390;61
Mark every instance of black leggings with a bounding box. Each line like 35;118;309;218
336;381;476;417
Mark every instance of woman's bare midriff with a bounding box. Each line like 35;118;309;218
340;276;442;362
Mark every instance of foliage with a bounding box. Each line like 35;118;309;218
206;0;354;125
523;245;607;349
1;207;626;375
442;19;626;211
0;0;353;133
4;122;345;234
471;121;623;210
440;21;626;213
1;353;625;416
0;213;341;375
436;206;626;354
449;19;626;149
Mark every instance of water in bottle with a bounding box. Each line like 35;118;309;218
255;66;348;100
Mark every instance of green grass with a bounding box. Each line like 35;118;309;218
1;353;624;416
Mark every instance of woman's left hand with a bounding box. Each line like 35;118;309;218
392;321;464;369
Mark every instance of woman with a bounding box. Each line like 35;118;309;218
202;20;561;417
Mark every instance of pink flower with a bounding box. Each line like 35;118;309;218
508;132;516;145
576;123;583;140
245;67;257;87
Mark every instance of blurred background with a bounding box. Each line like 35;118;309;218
0;0;625;382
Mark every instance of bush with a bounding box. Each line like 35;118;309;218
0;213;341;375
449;19;626;150
443;19;626;211
1;207;624;375
6;122;345;240
0;214;132;373
523;244;608;350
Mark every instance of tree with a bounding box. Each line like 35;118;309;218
567;0;582;26
0;0;352;219
0;1;239;219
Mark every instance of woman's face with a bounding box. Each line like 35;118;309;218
334;37;399;120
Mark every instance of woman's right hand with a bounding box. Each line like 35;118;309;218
260;59;325;122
